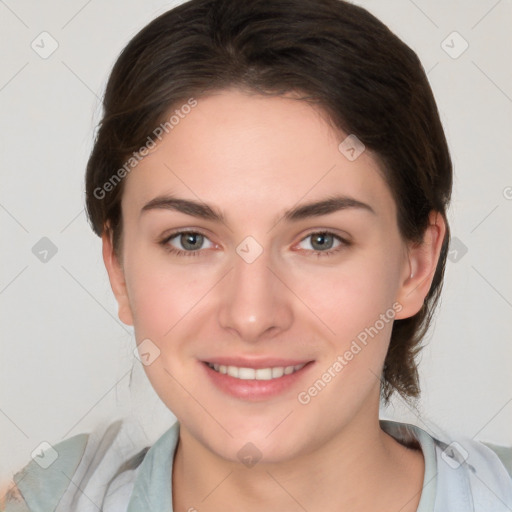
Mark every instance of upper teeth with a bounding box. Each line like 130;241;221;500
208;363;306;380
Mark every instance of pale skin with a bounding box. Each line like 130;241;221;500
102;88;446;512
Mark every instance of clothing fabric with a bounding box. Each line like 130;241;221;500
4;416;512;511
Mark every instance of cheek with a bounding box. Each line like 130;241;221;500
290;257;401;414
126;260;210;340
124;254;216;407
288;248;403;343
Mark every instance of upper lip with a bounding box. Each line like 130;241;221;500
202;357;313;369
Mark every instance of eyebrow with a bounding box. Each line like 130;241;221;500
140;194;376;224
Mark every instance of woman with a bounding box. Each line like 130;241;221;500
3;0;511;510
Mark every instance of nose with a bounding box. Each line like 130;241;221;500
217;243;293;343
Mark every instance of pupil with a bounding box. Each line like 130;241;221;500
182;233;202;250
313;233;333;250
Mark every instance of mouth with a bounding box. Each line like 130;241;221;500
201;359;314;401
205;362;306;380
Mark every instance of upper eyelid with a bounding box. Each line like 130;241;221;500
161;227;211;241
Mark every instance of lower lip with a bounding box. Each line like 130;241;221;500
201;361;314;401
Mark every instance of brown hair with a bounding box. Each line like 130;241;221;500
85;0;452;404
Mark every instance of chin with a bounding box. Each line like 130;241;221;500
217;416;315;463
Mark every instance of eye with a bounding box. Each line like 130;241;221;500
159;230;350;258
296;231;350;257
160;230;215;257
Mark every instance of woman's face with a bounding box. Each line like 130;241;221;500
104;88;439;463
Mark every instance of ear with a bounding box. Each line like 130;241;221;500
102;227;134;326
395;211;447;320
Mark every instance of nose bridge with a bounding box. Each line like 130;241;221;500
217;238;292;341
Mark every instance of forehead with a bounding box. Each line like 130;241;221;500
122;89;396;222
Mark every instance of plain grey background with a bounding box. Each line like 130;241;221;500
1;0;511;482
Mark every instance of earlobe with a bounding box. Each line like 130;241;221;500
395;211;447;320
101;228;134;326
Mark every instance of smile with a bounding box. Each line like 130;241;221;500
206;362;306;380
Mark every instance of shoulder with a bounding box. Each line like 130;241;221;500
481;442;512;478
1;431;89;511
432;434;512;510
380;419;512;510
1;417;151;512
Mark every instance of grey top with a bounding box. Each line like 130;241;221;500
4;416;512;511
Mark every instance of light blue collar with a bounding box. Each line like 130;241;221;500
380;420;437;512
127;419;437;511
127;420;180;511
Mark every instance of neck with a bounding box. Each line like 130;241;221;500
172;397;424;512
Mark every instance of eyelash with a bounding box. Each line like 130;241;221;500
159;230;351;258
